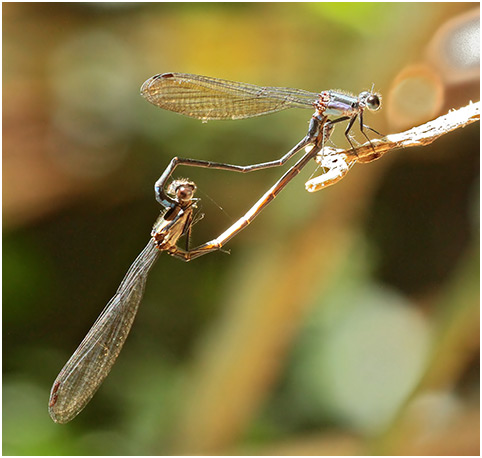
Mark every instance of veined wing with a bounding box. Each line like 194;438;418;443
140;72;319;120
48;240;160;423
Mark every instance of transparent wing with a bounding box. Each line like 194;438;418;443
140;72;319;120
48;240;160;423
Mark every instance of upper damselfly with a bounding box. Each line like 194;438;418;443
140;73;381;259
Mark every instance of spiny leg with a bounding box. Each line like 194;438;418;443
343;114;359;156
359;110;383;154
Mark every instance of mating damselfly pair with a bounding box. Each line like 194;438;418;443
49;73;382;423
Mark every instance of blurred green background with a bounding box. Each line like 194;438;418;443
3;3;479;455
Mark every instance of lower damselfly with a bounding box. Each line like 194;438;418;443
49;179;200;423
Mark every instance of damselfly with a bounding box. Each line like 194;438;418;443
141;73;381;259
49;179;200;423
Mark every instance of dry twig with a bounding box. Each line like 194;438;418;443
306;101;480;192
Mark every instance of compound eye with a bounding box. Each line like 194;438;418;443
176;185;194;202
366;94;381;111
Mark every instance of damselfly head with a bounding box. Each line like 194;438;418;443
359;91;381;112
168;179;197;203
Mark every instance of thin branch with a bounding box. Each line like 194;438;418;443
306;101;480;192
